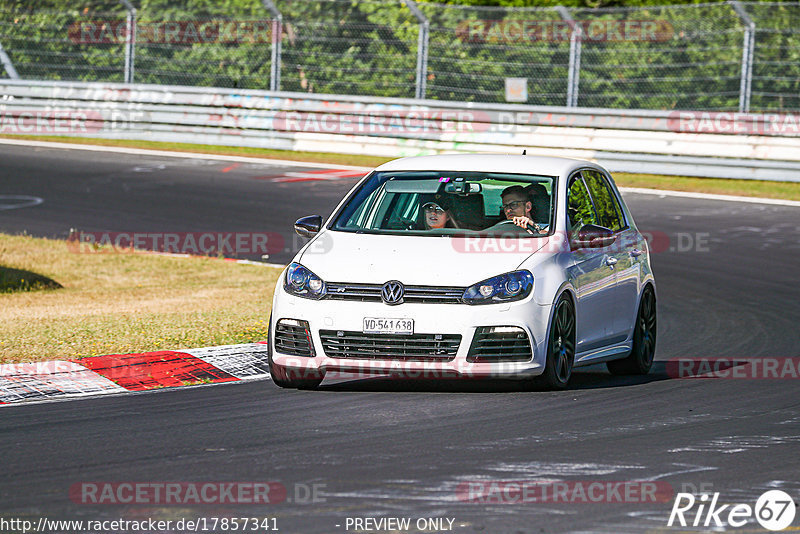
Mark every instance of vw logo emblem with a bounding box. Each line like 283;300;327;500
381;281;404;305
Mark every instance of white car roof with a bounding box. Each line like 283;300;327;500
374;154;603;177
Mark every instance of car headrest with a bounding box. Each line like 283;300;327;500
524;183;550;223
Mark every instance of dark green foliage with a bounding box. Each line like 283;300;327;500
0;266;62;293
0;0;796;111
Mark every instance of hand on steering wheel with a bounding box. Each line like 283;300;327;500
500;217;542;234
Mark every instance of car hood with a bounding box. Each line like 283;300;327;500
298;230;549;286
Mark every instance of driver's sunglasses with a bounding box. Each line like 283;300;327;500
424;205;445;214
502;200;526;211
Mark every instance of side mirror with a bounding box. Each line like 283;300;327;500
572;224;616;249
294;215;323;238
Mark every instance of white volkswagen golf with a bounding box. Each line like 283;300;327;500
269;154;656;390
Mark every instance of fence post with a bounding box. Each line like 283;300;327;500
730;0;755;113
557;6;581;108
119;0;136;84
0;41;20;79
261;0;283;92
404;0;429;100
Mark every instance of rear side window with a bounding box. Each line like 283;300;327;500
566;174;596;230
583;170;625;232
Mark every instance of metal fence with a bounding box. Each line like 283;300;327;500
0;0;798;112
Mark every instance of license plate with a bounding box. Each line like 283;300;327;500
363;317;414;335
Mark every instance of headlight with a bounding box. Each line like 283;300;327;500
284;262;326;300
462;271;533;305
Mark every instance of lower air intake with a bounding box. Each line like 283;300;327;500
467;326;532;363
319;330;461;361
274;318;315;357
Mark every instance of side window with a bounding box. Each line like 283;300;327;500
343;187;383;229
567;174;596;230
382;193;419;229
583;171;625;232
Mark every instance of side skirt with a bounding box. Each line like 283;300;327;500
573;343;632;367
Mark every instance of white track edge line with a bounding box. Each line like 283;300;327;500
0;137;372;171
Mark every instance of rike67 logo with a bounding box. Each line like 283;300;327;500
668;490;796;531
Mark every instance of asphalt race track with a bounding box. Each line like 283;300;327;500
0;143;366;264
2;143;800;533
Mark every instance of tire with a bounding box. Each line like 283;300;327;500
607;286;657;376
532;295;576;390
267;314;324;390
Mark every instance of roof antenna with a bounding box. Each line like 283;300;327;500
522;149;527;155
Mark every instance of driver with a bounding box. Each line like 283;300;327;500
488;185;542;234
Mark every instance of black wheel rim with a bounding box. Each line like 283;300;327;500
637;290;657;366
551;299;575;383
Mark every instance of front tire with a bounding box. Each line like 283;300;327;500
533;295;576;390
607;286;656;375
267;314;324;390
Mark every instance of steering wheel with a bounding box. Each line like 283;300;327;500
496;219;545;234
384;216;418;230
397;217;417;230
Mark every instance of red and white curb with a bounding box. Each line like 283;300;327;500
0;342;271;406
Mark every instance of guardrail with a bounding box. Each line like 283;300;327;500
1;80;799;181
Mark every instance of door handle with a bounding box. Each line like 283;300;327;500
630;248;644;257
605;257;618;266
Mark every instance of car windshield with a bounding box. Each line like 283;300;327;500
331;171;556;237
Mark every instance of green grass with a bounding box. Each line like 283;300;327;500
3;134;799;201
614;173;800;202
0;233;281;363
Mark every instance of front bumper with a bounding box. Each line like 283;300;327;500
270;290;553;380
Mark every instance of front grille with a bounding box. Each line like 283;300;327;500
319;330;461;361
467;326;532;363
325;283;465;304
274;319;315;357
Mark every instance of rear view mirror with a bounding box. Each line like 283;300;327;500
572;224;616;248
294;215;323;238
444;182;482;195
